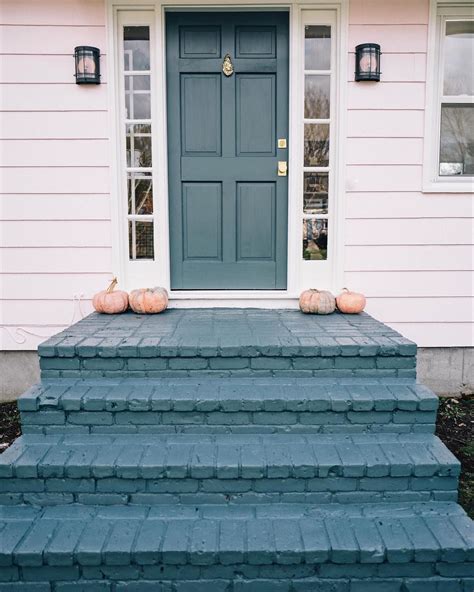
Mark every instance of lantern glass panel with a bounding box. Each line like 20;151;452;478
303;172;328;215
75;47;100;83
358;48;378;74
124;26;150;71
302;218;328;260
304;124;329;167
304;75;330;119
304;25;331;70
443;21;474;96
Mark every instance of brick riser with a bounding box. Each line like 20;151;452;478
18;378;437;435
1;503;472;591
39;354;416;379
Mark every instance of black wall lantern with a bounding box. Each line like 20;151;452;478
355;43;381;81
74;46;101;84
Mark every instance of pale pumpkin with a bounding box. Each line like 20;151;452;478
129;287;168;314
92;278;129;314
336;288;366;314
299;289;336;314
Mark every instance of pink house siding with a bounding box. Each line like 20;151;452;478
344;0;473;347
0;0;110;350
0;0;472;350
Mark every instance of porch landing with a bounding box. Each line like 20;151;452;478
38;309;417;379
40;309;415;355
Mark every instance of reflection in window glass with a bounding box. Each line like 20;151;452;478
444;21;474;96
304;124;329;167
126;124;152;168
304;75;330;119
305;25;331;70
303;173;328;214
124;26;150;71
439;105;474;175
303;219;328;260
128;174;153;215
125;92;151;120
129;220;154;260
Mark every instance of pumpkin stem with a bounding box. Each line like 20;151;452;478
106;278;118;293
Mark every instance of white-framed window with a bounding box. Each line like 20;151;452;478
423;2;474;192
298;8;341;292
113;10;161;290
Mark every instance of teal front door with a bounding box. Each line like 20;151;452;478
166;12;289;290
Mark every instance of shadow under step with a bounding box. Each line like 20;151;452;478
19;377;438;435
0;502;472;590
0;433;460;506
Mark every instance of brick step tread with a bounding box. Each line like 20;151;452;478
38;310;417;360
1;502;472;567
0;434;459;481
19;377;437;414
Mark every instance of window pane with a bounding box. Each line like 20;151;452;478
124;26;150;71
304;75;330;119
303;172;328;214
444;21;474;96
305;25;331;70
304;124;329;167
128;174;153;214
126;124;152;168
125;75;151;91
439;105;474;175
129;220;154;260
303;218;328;260
126;91;151;119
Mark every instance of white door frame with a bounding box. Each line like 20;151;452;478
107;0;348;307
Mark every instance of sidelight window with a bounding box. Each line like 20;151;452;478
302;24;332;261
123;26;154;260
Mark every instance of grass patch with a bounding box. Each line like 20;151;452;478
436;394;474;518
0;402;21;453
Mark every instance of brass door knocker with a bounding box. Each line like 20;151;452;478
222;54;234;77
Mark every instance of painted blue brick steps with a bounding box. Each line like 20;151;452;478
0;503;473;591
0;434;460;506
18;377;437;434
2;310;472;589
38;310;417;379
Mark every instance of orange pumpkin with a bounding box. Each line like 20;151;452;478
92;278;129;314
336;288;366;314
299;289;336;314
129;287;168;314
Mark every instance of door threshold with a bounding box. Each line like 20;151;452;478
168;290;299;309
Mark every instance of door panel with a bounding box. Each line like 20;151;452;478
167;12;289;290
182;183;222;260
236;74;275;156
237;182;275;260
181;74;221;155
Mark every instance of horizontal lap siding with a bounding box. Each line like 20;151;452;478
345;0;473;347
0;0;112;351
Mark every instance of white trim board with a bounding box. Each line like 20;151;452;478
108;1;348;303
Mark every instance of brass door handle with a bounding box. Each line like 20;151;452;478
278;161;288;176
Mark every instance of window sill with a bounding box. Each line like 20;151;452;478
422;179;474;194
